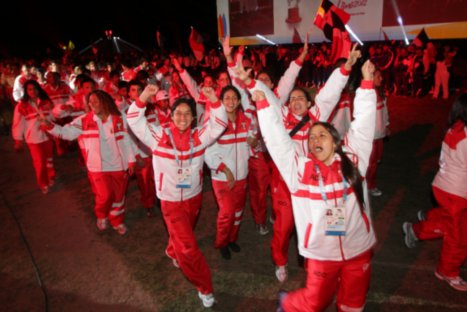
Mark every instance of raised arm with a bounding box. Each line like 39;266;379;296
344;60;377;176
253;89;300;193
172;55;200;102
313;44;361;121
126;84;161;151
198;87;228;147
275;35;309;106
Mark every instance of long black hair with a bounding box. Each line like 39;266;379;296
310;121;365;209
86;90;121;116
21;79;52;103
448;92;467;127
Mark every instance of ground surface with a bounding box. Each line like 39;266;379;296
1;94;466;312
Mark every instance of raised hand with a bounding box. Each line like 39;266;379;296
201;86;218;103
222;36;233;61
344;43;362;71
139;84;160;104
361;59;375;81
251;90;266;102
297;33;309;63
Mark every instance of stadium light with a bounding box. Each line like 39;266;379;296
256;34;276;45
345;25;363;46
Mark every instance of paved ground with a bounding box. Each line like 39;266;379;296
1;94;466;311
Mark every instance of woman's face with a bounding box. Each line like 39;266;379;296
289;89;311;117
88;94;107;116
26;84;39;99
171;103;194;132
222;89;241;114
308;124;336;165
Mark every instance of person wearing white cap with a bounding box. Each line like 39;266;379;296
147;90;171;126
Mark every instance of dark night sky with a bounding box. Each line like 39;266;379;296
1;0;218;59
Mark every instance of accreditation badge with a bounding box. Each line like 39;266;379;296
176;166;192;188
324;205;346;236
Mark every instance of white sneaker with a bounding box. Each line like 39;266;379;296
402;222;417;248
269;216;275;225
96;218;108;231
41;186;49;194
113;224;128;236
417;210;426;221
256;224;269;235
435;271;467;292
198;292;215;308
370;188;382;196
275;265;288;283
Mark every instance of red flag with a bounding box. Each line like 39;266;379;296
329;29;352;64
292;27;302;44
314;0;350;41
314;0;351;65
413;28;429;47
189;27;205;61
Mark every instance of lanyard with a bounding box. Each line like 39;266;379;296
314;164;348;205
167;129;194;166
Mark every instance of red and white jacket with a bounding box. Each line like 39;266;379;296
327;92;353;139
126;100;228;201
248;65;351;156
47;113;136;172
226;56;303;157
43;83;72;107
374;93;389;140
12;100;53;144
433;121;467;199
256;81;377;261
205;110;253;182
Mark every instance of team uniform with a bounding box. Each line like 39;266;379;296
204;90;255;249
12;99;55;192
366;93;389;192
412;121;467;280
47;112;136;231
256;80;377;311
126;98;227;297
247;65;351;268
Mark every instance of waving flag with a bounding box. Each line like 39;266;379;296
189;27;205;61
314;0;351;64
413;28;429;47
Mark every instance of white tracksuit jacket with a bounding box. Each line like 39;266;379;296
48;112;136;172
126;99;228;201
256;80;377;261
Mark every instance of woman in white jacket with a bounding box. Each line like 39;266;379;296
245;60;377;312
12;79;55;194
42;90;136;236
126;84;228;308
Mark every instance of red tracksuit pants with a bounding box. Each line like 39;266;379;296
270;162;294;266
161;193;213;294
27;140;55;189
248;152;271;225
412;186;467;277
87;171;128;227
135;157;156;209
366;139;383;190
212;179;247;248
283;250;372;312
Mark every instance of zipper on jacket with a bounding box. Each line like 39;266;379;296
338;236;346;261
